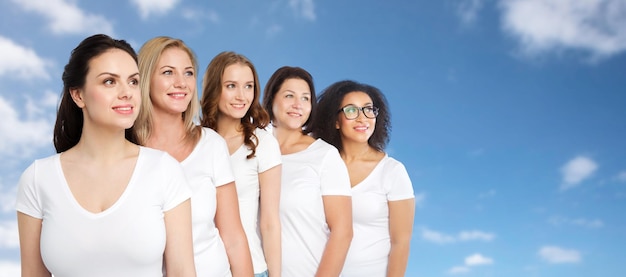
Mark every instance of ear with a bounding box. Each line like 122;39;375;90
335;119;340;129
70;88;85;108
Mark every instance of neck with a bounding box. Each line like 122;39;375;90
74;124;133;163
274;126;305;148
341;140;376;162
216;115;243;140
148;110;187;148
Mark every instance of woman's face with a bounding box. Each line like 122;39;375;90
149;47;195;115
271;78;312;130
218;63;254;120
72;48;140;131
336;91;377;144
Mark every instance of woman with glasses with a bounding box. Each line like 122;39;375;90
262;66;353;277
312;80;415;277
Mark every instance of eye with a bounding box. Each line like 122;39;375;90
301;96;310;102
104;79;115;86
162;70;172;75
284;93;293;98
129;78;139;87
363;106;373;113
344;106;358;114
245;84;254;89
185;70;194;77
226;83;235;89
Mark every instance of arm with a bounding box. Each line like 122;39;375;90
259;165;282;277
164;199;197;277
17;212;51;277
386;198;415;277
216;182;254;277
315;195;353;277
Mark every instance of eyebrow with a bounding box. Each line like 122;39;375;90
97;72;139;78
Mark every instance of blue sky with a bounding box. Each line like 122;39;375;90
1;0;625;276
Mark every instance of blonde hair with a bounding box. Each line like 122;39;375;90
135;36;200;144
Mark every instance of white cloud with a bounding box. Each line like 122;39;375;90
0;184;17;213
500;0;626;61
478;189;496;198
11;0;114;35
0;96;54;159
548;216;604;228
422;228;456;244
458;230;495;241
616;171;626;182
0;261;20;277
181;8;220;24
289;0;316;21
0;36;51;80
538;246;582;264
456;0;484;25
448;265;470;274
132;0;180;19
465;253;494;266
0;220;19;249
422;228;495;244
560;156;598;191
414;192;426;207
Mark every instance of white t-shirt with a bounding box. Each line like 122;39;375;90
280;139;351;277
341;155;415;277
180;127;236;277
15;147;191;277
230;128;281;274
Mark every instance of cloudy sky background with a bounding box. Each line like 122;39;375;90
1;0;626;276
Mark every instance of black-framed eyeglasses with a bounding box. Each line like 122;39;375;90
337;104;379;120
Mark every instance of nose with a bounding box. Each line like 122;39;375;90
174;74;188;88
291;97;303;109
118;83;134;99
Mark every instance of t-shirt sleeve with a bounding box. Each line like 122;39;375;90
212;135;235;187
384;158;415;201
320;147;351;196
256;129;282;173
160;153;192;212
15;162;43;219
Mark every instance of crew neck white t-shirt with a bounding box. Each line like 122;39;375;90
181;127;236;277
15;147;191;277
280;138;351;277
341;155;415;277
230;128;281;274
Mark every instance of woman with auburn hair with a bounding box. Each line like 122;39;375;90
262;66;352;277
135;37;253;277
200;51;282;277
312;80;415;277
16;34;196;277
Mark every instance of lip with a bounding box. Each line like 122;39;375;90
231;103;247;109
354;125;369;132
167;92;187;99
112;104;134;115
287;111;302;117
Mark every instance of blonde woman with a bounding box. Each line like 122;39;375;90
135;37;253;277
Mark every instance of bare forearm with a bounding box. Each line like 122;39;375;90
386;242;411;277
315;230;352;277
261;223;281;277
224;238;254;277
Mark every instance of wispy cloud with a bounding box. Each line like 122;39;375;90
478;189;496;198
0;261;20;277
0;184;17;213
0;36;51;80
132;0;180;20
560;156;598;191
181;8;220;24
0;220;18;249
289;0;316;21
538;246;581;264
11;0;114;35
499;0;626;61
0;95;54;160
465;253;494;266
549;216;604;229
615;170;626;182
422;228;495;244
456;0;484;26
447;253;494;274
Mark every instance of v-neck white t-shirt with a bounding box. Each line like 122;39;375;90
15;146;191;277
280;139;351;277
229;128;281;274
180;127;235;277
341;155;414;277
